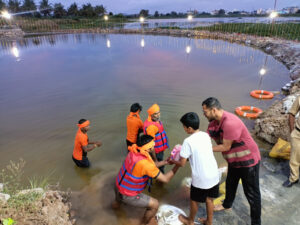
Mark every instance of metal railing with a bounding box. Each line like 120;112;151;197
1;17;300;41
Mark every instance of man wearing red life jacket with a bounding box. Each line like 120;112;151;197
113;135;179;225
72;119;102;168
143;104;169;172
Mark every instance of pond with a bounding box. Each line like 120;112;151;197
0;33;290;224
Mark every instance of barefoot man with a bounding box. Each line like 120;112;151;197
202;97;261;225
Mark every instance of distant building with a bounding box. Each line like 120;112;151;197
240;11;249;15
283;7;299;14
187;9;199;15
211;10;219;15
256;9;266;15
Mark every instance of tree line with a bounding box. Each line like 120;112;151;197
0;0;108;18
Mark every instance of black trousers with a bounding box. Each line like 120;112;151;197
72;156;90;168
156;151;164;173
223;162;261;225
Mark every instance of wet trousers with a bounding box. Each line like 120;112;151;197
222;162;261;225
290;129;300;182
156;151;164;173
72;156;90;168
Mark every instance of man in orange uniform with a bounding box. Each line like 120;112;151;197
144;104;169;172
114;135;179;225
72;119;102;168
126;103;144;148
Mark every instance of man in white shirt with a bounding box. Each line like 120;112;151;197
171;112;219;225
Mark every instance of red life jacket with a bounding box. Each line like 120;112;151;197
116;152;150;196
143;120;169;153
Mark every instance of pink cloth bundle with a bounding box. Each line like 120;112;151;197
170;144;182;161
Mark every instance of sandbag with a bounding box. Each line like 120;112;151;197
156;204;187;225
213;182;226;205
181;177;192;188
269;138;291;160
218;166;227;181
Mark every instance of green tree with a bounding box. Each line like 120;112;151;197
21;0;37;11
39;0;52;17
218;9;226;15
139;9;149;17
79;3;96;17
53;3;66;18
8;0;21;13
94;5;106;16
154;11;159;17
114;13;124;18
0;0;6;10
67;2;79;17
170;11;177;17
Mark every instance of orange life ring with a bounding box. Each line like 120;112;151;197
250;90;274;99
235;106;263;119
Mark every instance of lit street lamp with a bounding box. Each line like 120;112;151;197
104;15;109;21
187;15;193;21
259;68;266;76
139;17;145;23
1;11;12;20
269;11;278;19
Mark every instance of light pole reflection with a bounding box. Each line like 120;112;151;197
258;56;268;90
11;46;19;58
186;45;191;54
106;39;111;48
141;38;145;48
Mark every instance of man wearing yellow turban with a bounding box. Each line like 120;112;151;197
72;119;102;168
143;104;169;172
114;135;179;225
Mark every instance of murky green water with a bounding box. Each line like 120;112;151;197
0;33;289;224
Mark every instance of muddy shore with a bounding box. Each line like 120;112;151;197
0;189;74;225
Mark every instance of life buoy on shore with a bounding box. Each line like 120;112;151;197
250;90;274;99
235;106;263;119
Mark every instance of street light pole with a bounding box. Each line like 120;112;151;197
273;0;277;11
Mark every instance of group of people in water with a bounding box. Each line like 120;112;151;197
72;97;262;225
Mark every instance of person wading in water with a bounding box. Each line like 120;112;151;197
113;134;179;225
72;119;102;168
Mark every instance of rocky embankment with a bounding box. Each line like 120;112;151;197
0;185;74;225
0;25;24;40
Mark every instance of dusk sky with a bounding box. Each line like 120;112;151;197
50;0;300;14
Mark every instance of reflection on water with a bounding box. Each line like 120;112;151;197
0;33;289;223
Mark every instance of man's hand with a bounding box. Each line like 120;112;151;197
167;157;176;165
95;141;102;147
